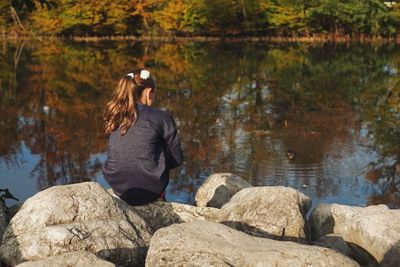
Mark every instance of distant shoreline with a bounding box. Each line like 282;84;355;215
2;34;400;43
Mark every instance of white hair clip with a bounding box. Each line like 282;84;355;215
140;70;150;80
126;73;134;78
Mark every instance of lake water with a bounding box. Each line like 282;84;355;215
0;40;399;208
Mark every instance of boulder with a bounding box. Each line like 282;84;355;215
310;204;400;265
0;182;153;266
195;173;252;208
145;221;359;267
218;186;311;242
16;251;115;267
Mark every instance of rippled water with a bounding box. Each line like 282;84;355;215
0;40;399;208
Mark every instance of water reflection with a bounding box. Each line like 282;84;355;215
0;40;399;207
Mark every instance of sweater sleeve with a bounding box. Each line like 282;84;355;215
162;114;183;169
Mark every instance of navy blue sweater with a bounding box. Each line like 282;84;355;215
102;104;183;205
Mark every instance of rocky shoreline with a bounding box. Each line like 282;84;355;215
0;173;399;266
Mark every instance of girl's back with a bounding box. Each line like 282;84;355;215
102;69;182;205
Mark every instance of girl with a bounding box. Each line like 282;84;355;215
102;69;183;205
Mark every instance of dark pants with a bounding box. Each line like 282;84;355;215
119;188;164;206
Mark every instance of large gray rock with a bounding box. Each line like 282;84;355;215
218;186;311;242
310;204;400;265
16;251;115;267
0;182;153;266
195;173;252;208
145;221;359;267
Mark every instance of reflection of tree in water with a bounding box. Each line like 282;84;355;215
258;46;362;197
1;41;118;189
0;40;27;166
23;104;104;189
257;45;399;206
366;161;400;208
219;80;359;199
0;104;21;167
361;84;400;208
155;43;243;201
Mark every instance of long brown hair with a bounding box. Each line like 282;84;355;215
104;69;156;137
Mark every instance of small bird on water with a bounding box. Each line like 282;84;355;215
286;149;296;160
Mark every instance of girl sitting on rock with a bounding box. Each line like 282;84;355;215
102;69;183;205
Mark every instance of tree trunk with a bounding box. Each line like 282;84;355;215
14;40;26;70
1;26;5;40
10;7;26;32
2;38;5;56
143;15;150;33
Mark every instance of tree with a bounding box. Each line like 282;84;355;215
306;0;395;37
31;0;134;35
153;0;207;34
259;0;307;35
0;0;56;35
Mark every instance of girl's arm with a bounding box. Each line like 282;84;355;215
163;115;183;169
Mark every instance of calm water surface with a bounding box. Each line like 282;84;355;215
0;40;399;208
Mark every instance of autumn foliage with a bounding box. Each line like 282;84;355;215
1;0;400;37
